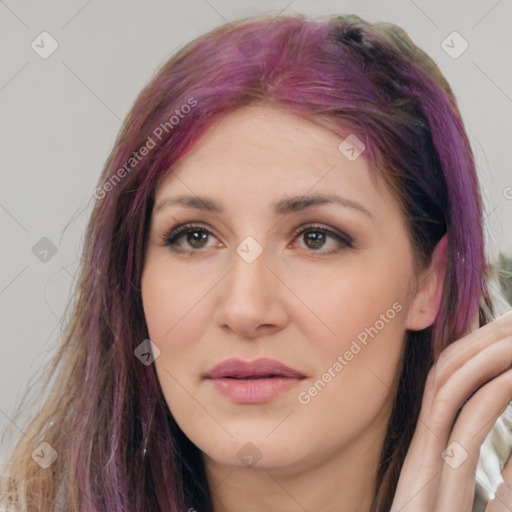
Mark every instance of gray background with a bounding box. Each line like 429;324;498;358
1;0;511;453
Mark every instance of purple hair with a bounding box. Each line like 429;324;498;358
1;13;491;512
110;13;485;351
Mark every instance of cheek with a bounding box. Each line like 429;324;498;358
292;273;408;449
291;261;410;416
294;259;409;354
141;265;214;436
141;259;217;385
141;259;215;341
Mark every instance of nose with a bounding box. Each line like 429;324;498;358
213;243;288;339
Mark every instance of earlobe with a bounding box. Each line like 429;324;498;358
406;234;449;331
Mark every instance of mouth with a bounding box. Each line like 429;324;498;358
204;358;306;403
205;357;306;379
223;374;290;380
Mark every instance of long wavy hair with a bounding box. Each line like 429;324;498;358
0;13;494;512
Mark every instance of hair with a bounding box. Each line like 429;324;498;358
1;12;495;512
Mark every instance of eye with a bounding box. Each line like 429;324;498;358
160;223;220;252
160;222;354;254
291;224;354;254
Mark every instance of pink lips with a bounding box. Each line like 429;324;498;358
204;357;306;404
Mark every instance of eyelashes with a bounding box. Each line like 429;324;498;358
162;223;217;252
159;222;355;255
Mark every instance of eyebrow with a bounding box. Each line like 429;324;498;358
154;193;374;220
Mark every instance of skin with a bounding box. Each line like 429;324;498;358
140;103;512;511
391;308;512;511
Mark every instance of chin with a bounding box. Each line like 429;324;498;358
205;443;300;470
190;427;314;471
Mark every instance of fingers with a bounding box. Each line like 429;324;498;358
424;335;512;443
421;308;512;415
391;310;512;512
434;369;512;510
395;341;512;508
412;311;512;466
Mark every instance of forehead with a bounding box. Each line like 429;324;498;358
154;104;389;211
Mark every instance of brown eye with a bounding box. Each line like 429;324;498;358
160;222;354;255
161;224;218;252
185;229;209;248
303;230;327;249
293;225;354;254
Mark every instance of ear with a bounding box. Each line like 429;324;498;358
406;234;449;331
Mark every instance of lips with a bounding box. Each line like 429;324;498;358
204;358;306;404
205;357;306;380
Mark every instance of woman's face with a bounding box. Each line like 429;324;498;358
141;104;426;473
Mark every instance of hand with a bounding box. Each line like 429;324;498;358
390;308;512;512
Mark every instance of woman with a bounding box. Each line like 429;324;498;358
1;12;511;512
